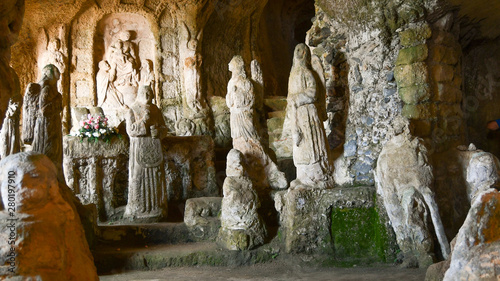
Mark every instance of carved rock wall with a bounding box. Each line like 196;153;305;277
12;0;315;137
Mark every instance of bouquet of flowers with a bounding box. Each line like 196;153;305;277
70;114;120;143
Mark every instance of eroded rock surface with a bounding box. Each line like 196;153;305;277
0;152;97;280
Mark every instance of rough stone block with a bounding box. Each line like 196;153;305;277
430;45;459;65
277;186;386;255
264;97;287;112
399;24;432;47
433;30;458;47
184;197;222;241
411;119;433;137
396;44;428;65
434;83;462;103
402;103;437;119
438;104;462;118
430;64;454;82
394;62;428;88
399;84;431;104
162;136;219;201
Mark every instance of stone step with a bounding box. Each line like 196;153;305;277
93;242;277;274
264;96;287;112
97;222;193;247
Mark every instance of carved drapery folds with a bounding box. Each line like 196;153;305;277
94;14;156;126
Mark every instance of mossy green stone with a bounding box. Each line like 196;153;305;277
330;206;392;264
402;103;437;119
396;44;428;65
394;62;428;88
399;84;430;104
399;24;432;47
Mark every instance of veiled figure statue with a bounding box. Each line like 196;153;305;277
288;44;333;189
30;64;63;169
124;86;168;222
227;55;287;190
0;90;21;159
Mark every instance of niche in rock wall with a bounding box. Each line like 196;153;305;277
94;13;156;125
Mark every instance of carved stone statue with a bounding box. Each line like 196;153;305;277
227;55;287;190
376;121;450;268
140;59;155;88
218;149;266;250
30;64;63;170
0;93;21;159
96;29;140;125
39;38;66;93
124;86;168;222
287;44;333;189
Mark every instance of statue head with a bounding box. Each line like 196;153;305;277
41;64;60;85
118;31;131;41
228;55;245;76
137;85;153;105
98;60;110;71
292;43;311;68
226;149;245;177
48;38;61;52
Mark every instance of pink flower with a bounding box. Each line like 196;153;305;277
95;124;100;129
84;125;90;129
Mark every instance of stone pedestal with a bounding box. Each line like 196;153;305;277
63;136;129;222
276;186;397;262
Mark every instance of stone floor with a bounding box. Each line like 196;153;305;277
99;262;428;281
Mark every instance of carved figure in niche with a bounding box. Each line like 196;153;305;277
218;149;266;250
0;93;21;159
376;120;450;268
108;18;122;39
39;38;66;93
96;30;139;118
140;59;154;88
227;55;287;190
184;55;204;113
30;64;63;170
124;86;168;222
97;60;124;109
108;31;138;88
287;44;333;189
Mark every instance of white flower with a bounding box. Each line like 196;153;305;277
85;132;91;137
100;129;106;134
93;132;101;138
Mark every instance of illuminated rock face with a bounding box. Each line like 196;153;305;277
0;152;98;280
